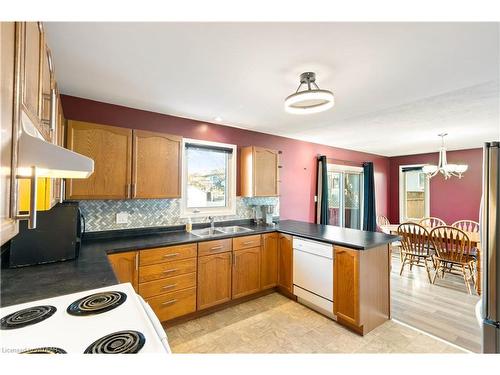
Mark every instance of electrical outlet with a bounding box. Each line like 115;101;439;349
116;211;129;224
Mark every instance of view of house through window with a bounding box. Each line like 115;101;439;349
186;146;228;208
182;140;237;216
399;166;429;222
327;164;363;229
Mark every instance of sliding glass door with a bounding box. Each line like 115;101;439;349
327;164;363;229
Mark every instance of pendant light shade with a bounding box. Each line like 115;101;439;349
284;72;334;114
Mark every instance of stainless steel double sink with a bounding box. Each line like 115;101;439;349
190;225;253;238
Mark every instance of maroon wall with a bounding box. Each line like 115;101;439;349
388;148;483;225
61;95;390;223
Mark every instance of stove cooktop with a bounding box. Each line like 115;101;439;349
0;283;168;354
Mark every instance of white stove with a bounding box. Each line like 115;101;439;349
0;283;171;354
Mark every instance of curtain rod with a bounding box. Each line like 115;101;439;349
317;154;367;166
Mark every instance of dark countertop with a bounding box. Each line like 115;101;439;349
0;220;397;307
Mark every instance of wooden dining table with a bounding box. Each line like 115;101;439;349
380;224;482;294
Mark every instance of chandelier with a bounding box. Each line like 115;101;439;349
284;72;334;114
422;133;468;179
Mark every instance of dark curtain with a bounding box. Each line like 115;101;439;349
316;155;329;225
363;162;377;231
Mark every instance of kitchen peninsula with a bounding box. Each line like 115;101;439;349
1;220;397;336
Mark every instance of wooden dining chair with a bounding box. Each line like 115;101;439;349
452;220;480;233
377;215;390;226
419;217;446;228
430;226;476;294
397;223;433;282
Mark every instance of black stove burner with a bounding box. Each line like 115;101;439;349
84;330;145;354
20;347;67;354
67;291;127;316
0;305;56;330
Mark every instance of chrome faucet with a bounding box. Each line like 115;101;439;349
208;216;215;231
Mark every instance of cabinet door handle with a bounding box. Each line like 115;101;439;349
135;253;139;270
132;183;137;198
163;268;178;274
210;246;223;251
126;183;131;198
163;253;179;258
161;299;177;306
162;283;177;290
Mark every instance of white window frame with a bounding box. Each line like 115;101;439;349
326;163;364;229
399;164;430;223
180;138;237;218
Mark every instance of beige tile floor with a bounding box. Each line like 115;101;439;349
165;293;465;353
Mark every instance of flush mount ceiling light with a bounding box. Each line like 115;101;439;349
284;72;334;114
422;133;468;179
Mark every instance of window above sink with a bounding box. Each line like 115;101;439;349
180;138;237;218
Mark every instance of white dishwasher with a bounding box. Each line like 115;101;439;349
293;236;335;319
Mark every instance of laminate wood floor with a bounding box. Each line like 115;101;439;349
390;249;482;353
165;292;464;353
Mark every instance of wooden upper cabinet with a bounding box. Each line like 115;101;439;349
21;22;42;125
1;22;19;245
197;251;232;310
334;246;360;326
240;146;279;197
261;232;278;289
232;247;261;299
132;130;181;198
39;38;52;135
66;120;133;199
108;251;139;292
278;233;293;293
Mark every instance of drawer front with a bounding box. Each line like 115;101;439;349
233;234;261;250
139;243;197;266
198;238;232;257
139;258;196;283
139;272;196;298
146;287;197;321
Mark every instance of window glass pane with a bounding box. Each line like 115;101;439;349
186;147;228;208
404;171;426;219
344;173;361;229
327;172;341;226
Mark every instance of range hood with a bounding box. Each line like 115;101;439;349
17;111;94;178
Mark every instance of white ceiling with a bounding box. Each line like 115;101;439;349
45;22;500;156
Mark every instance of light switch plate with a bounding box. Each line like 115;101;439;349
116;211;129;224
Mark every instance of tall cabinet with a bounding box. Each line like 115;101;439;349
1;22;19;245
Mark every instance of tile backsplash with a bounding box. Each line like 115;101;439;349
78;197;279;232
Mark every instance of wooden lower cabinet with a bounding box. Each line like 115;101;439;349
138;272;196;299
145;287;197;321
107;251;139;292
333;244;390;335
139;258;196;283
334;247;359;326
261;232;278;289
197;252;232;310
278;233;293;292
232;247;261;299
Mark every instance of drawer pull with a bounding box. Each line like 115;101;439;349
163;253;180;258
243;241;254;245
210;246;223;250
162;268;178;274
161;299;177;306
162;283;177;290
